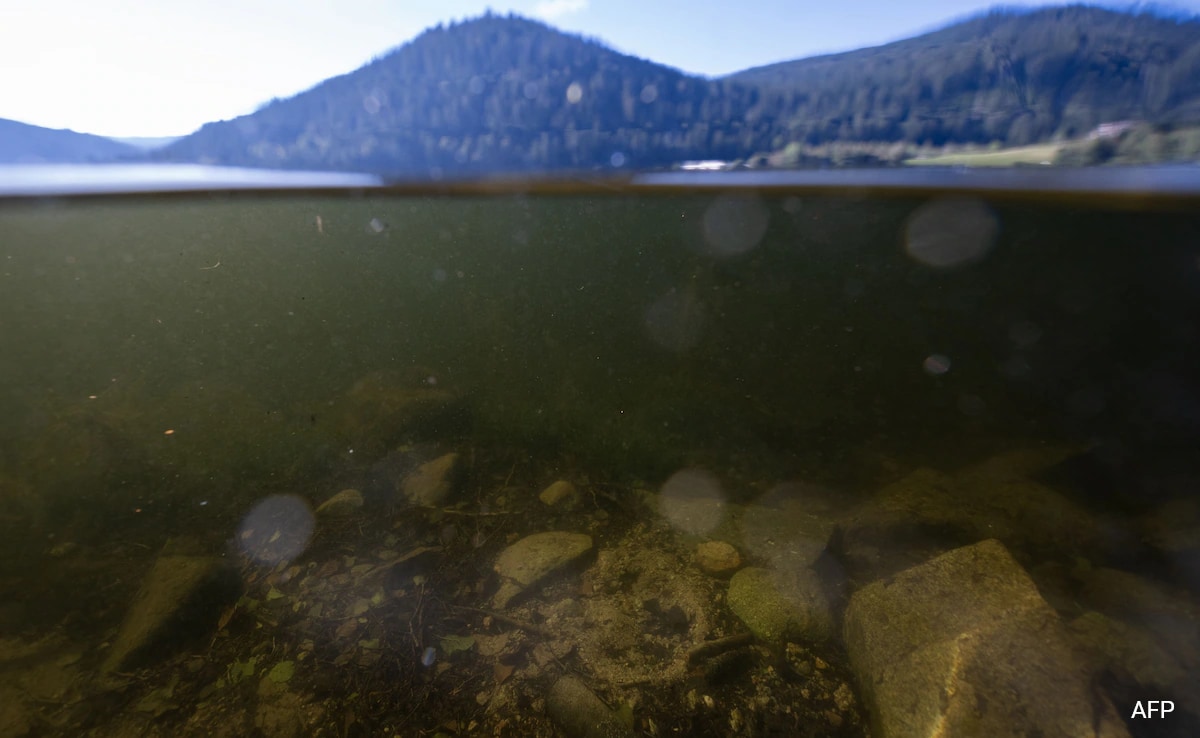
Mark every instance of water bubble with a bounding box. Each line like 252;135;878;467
702;193;769;257
644;288;705;352
421;646;436;667
659;468;726;536
923;354;951;375
904;197;998;268
237;495;314;567
610;151;626;167
523;81;540;100
362;95;381;115
367;218;386;234
565;82;583;104
639;84;658;104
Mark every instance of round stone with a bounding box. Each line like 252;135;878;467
695;540;741;576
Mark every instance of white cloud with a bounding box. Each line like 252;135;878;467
532;0;588;21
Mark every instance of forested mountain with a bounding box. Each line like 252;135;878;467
142;5;1200;174
159;12;768;174
0;118;140;164
730;4;1200;146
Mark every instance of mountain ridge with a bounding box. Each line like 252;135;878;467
6;4;1200;171
154;5;1200;174
0;118;141;165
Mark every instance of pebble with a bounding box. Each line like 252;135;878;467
539;480;579;507
695;540;741;576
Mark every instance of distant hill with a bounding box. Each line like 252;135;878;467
147;5;1200;174
728;5;1200;146
0;118;141;164
158;12;767;175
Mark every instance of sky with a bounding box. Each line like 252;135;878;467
1;0;1197;138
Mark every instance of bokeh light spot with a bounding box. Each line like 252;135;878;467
904;197;998;268
741;482;834;567
702;194;769;257
644;288;705;352
923;354;952;375
237;494;314;567
659;469;726;536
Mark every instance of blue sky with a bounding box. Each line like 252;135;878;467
1;0;1196;138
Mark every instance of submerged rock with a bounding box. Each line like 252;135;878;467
401;452;461;507
694;540;740;576
539;480;578;508
492;532;593;608
738;482;839;571
324;369;466;458
1067;562;1200;721
546;675;635;738
843;539;1128;738
726;566;833;643
314;488;364;517
101;547;241;674
1140;497;1200;588
838;445;1116;582
1068;610;1200;720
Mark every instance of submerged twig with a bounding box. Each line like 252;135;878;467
686;632;754;665
451;605;555;638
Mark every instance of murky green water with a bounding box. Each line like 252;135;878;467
1;187;1198;736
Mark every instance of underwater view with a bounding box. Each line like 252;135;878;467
0;179;1199;737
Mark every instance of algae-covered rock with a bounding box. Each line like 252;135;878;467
694;540;740;576
726;565;833;643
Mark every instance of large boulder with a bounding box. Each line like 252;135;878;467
843;539;1128;738
1067;563;1200;721
837;446;1122;582
321;369;466;458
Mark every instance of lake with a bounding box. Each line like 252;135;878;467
0;166;1198;737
